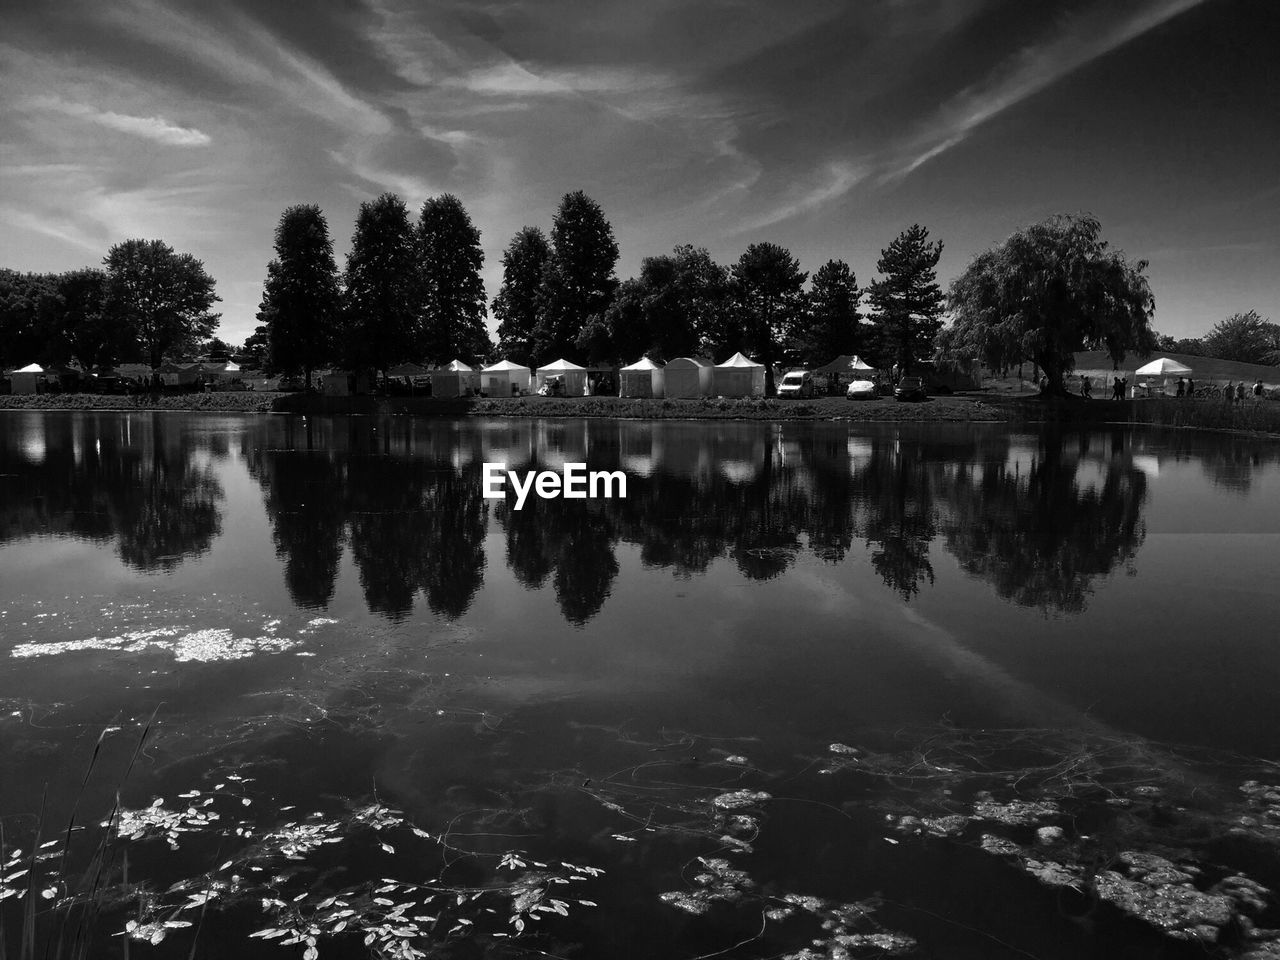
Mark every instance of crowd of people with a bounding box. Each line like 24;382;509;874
1074;374;1267;400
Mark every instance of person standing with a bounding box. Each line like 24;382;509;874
1237;381;1246;403
1186;376;1194;398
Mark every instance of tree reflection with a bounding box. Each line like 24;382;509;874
0;413;222;570
936;430;1148;613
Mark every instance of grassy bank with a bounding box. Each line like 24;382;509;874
5;391;1280;434
273;392;1015;421
0;392;277;412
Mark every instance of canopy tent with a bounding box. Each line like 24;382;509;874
535;358;588;397
663;357;714;398
714;352;766;397
1134;357;1192;376
619;357;665;398
813;354;876;375
6;363;44;394
431;359;480;397
481;359;532;397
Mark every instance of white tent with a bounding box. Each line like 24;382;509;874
1134;357;1192;376
6;363;43;394
481;359;532;397
663;357;714;398
432;359;480;398
714;352;766;397
535;358;588;397
619;357;665;398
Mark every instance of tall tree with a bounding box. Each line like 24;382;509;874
1201;310;1279;365
535;190;619;364
257;204;340;389
342;193;419;373
492;227;550;365
417;194;490;364
866;224;944;374
103;239;220;368
788;258;860;367
56;268;129;370
940;214;1155;394
728;242;807;394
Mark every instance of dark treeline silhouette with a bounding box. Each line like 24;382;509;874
0;413;224;569
0;242;220;372
248;191;947;385
231;418;1181;624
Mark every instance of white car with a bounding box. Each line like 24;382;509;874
777;370;814;398
846;379;877;400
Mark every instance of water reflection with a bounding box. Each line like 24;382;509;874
6;414;1280;623
0;412;223;571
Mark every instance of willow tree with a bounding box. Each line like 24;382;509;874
941;214;1155;394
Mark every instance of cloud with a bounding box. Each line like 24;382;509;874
883;0;1208;181
26;96;210;146
735;161;865;233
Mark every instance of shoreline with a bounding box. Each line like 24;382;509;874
2;392;1279;435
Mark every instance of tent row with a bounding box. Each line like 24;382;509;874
619;353;766;399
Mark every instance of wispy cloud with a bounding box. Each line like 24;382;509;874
25;96;210;146
883;0;1208;182
735;161;865;233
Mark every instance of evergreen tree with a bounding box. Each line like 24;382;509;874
103;239;221;368
256;205;340;389
866;224;944;373
342;193;419;373
242;323;271;372
728;242;807;393
535;190;618;364
492;227;550;366
788;259;860;367
417;194;490;364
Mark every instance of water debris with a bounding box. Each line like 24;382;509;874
711;790;771;810
11;626;301;662
971;797;1059;826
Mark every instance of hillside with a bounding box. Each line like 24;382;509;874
1072;350;1279;385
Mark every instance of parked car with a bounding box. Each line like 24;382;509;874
777;370;814;398
894;376;927;401
846;379;877;400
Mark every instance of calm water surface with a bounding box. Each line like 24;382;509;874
2;411;1280;958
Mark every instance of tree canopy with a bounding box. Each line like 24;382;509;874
1200;310;1279;365
258;204;341;386
417;194;490;364
940;214;1155;392
787;258;860;367
103;239;220;369
534;191;618;364
492;227;550;367
727;242;807;393
866;224;943;374
342;193;419;373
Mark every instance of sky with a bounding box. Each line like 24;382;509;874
1;0;1277;346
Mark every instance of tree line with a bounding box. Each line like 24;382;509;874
5;192;1270;397
253;189;952;394
0;240;220;372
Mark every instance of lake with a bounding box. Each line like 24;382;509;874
3;410;1280;958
